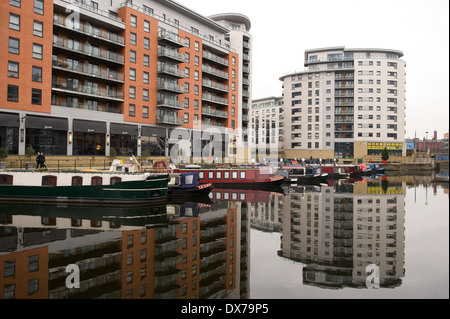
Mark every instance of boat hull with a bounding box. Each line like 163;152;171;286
0;173;169;205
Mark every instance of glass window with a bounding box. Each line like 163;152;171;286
32;89;42;105
7;85;19;102
144;20;150;33
8;37;20;55
32;66;42;82
143;106;149;118
130;68;136;81
8;61;19;78
33;21;43;37
129;104;135;117
9;13;20;31
10;0;21;7
34;0;44;15
130;50;136;63
130;32;136;45
130;14;137;28
33;43;43;59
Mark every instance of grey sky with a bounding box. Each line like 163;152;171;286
182;0;449;139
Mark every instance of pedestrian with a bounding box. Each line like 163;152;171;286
40;152;46;169
36;152;41;169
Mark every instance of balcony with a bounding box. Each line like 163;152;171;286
157;115;185;126
53;101;121;114
157;98;184;110
158;48;185;63
52;80;124;101
158;30;185;48
53;36;124;65
157;65;185;79
53;14;125;47
157;82;184;94
202;93;228;106
202;51;229;67
202;79;229;93
202;107;229;119
202;65;229;80
52;59;124;83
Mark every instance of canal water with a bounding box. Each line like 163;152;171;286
0;174;448;300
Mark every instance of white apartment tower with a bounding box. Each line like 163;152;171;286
280;47;406;161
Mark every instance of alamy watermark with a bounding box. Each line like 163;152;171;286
65;264;80;289
366;264;380;289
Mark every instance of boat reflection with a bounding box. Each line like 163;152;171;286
0;176;413;298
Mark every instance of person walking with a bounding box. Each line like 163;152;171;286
36;152;41;169
40;152;46;169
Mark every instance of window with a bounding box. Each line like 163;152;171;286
143;106;149;118
34;0;44;15
129;104;135;117
130;14;137;27
130;32;136;45
184;113;189;123
8;61;19;78
194;41;199;52
32;89;42;105
9;14;20;31
7;85;19;102
144;37;150;49
130;50;136;63
8;37;20;55
144;20;150;32
10;0;21;7
194;70;199;81
143;71;149;84
33;21;43;37
130;68;136;81
32;66;42;82
33;43;43;59
144;54;149;67
143;89;149;101
129;86;136;98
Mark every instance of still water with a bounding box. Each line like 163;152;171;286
0;174;448;300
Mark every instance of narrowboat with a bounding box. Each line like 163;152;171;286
177;166;285;189
168;172;214;197
0;169;170;205
276;165;328;184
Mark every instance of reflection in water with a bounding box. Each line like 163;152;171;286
277;177;406;289
0;174;447;299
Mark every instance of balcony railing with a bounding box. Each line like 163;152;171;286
157;64;185;78
157;82;184;94
157;98;184;110
58;0;123;23
158;48;185;62
203;51;229;66
202;79;229;92
202;107;228;119
53;14;125;46
52;80;124;100
53;36;124;64
157;115;185;125
158;30;185;47
202;65;229;80
53;102;121;114
52;59;124;82
202;93;228;106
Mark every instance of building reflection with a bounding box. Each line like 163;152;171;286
0;198;250;299
274;177;406;289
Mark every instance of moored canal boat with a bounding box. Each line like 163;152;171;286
0;169;169;205
177;166;285;189
168;172;214;197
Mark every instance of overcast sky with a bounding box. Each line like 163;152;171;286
182;0;449;139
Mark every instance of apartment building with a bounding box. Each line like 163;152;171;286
250;96;284;162
279;47;406;161
0;0;251;163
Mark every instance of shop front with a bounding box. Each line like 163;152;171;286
25;115;68;155
0;112;20;155
73;120;107;156
141;126;167;157
110;123;138;156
